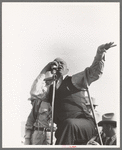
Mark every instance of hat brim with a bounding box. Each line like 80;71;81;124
98;121;116;127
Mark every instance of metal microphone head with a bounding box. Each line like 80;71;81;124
51;61;58;70
51;65;58;70
51;61;59;75
51;64;58;75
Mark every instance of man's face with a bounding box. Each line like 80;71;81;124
86;105;92;113
102;124;110;135
54;58;69;76
86;105;96;113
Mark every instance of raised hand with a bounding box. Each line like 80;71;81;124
104;42;117;50
97;42;117;53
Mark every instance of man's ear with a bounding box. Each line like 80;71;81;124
63;68;69;75
65;68;69;75
66;68;69;73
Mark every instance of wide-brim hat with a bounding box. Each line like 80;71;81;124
98;113;116;127
84;97;98;106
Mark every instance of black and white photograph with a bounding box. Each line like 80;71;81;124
2;2;120;148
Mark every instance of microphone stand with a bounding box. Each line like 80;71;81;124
84;77;103;145
86;87;103;145
50;70;57;145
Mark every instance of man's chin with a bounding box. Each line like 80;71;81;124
56;71;64;77
57;71;63;76
57;69;68;76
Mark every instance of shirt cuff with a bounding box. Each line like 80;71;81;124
95;50;106;61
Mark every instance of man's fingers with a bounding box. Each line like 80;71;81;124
105;42;117;50
110;44;117;47
110;42;114;45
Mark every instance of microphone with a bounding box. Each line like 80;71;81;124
51;61;58;74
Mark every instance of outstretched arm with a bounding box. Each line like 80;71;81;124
72;42;116;90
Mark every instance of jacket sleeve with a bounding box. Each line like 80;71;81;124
29;72;53;102
71;46;106;90
24;100;42;139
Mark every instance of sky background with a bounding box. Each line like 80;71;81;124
2;2;120;147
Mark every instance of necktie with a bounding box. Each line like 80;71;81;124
56;76;63;89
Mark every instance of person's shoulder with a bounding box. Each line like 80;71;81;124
63;75;69;80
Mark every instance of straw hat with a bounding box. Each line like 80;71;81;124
85;97;98;106
98;113;116;127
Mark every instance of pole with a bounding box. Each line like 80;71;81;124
86;88;103;145
50;74;56;145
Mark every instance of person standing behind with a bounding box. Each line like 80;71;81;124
85;96;101;123
24;73;55;145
